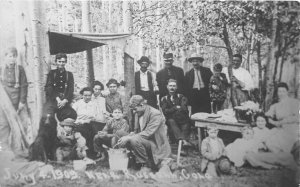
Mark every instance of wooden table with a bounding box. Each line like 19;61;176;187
192;118;247;151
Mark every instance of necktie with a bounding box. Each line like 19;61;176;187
196;70;202;90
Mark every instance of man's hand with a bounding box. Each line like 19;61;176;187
118;136;131;147
17;102;25;113
212;85;218;90
57;99;68;109
97;131;108;138
231;76;245;88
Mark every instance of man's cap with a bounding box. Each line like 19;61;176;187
137;56;151;65
163;53;173;61
187;53;204;62
129;95;145;108
60;118;76;127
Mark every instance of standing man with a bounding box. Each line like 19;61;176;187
161;79;191;152
223;54;254;106
118;95;171;171
185;53;213;114
156;53;185;99
44;53;76;121
135;56;158;108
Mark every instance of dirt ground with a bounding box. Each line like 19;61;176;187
1;147;298;187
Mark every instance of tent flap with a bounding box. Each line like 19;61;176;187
48;31;131;55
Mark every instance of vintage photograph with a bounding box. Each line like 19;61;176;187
0;0;299;186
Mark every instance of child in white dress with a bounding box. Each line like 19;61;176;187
226;126;262;167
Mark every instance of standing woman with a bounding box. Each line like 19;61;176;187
0;47;29;153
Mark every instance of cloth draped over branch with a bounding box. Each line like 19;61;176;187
48;31;131;55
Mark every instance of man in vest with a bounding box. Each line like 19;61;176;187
135;56;158;108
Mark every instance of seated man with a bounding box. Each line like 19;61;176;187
72;87;107;157
118;95;171;171
44;53;76;121
161;79;191;152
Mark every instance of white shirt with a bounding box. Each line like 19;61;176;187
139;115;145;130
92;95;107;123
140;70;158;91
193;68;205;90
223;67;254;91
72;99;104;123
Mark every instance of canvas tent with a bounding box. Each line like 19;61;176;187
48;31;131;54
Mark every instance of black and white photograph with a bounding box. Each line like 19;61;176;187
0;0;299;186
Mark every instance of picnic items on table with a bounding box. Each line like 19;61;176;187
234;101;261;124
191;109;237;123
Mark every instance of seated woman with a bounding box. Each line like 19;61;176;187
264;82;299;153
72;87;106;157
244;83;299;170
226;126;261;168
252;113;271;143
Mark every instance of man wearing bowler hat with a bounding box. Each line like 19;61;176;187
156;53;185;100
185;53;213;114
135;56;158;108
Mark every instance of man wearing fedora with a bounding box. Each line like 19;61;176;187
185;53;213;114
135;56;158;108
156;53;185;100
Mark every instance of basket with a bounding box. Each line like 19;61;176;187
234;108;253;124
107;148;129;171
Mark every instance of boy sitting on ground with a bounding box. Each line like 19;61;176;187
56;118;76;162
201;125;234;177
93;108;129;160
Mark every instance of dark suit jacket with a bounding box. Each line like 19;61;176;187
185;67;213;103
45;69;74;103
156;66;185;98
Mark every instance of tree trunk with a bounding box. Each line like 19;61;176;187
264;2;279;110
123;1;135;130
82;0;94;87
257;41;263;106
222;23;238;107
29;0;49;136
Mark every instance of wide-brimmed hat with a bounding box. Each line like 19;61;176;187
60;118;76;127
163;53;174;61
188;53;204;62
106;79;120;87
137;56;151;65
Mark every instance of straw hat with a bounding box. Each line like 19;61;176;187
187;53;204;62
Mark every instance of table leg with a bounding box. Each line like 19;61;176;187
197;127;202;153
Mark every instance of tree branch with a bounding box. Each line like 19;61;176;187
206;44;228;49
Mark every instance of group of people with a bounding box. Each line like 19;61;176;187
0;47;298;175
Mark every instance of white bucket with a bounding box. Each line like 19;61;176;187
107;148;129;171
73;160;87;171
